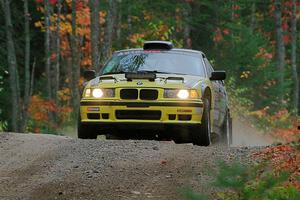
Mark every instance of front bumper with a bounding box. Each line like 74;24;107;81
79;100;203;129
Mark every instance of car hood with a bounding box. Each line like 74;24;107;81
87;73;206;89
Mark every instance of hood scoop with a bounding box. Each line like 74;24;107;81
125;72;156;82
99;76;117;83
165;76;184;83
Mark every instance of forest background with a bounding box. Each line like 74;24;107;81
0;0;299;141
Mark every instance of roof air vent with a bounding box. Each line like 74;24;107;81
143;41;173;50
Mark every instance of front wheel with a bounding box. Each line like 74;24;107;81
192;98;211;146
77;115;97;139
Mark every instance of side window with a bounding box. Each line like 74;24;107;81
204;58;213;77
205;58;224;85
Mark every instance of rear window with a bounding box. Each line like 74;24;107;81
101;51;205;76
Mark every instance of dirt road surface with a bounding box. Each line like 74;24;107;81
0;119;274;200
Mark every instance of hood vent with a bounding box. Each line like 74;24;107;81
125;72;156;81
165;76;184;83
99;76;117;83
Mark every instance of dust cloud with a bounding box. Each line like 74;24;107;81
231;117;278;147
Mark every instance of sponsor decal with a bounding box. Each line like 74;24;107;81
87;107;100;112
177;109;192;113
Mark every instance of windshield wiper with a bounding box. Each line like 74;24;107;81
138;70;188;75
102;71;126;75
137;70;172;74
103;70;187;76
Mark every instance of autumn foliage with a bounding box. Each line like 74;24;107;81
254;144;300;190
28;95;72;133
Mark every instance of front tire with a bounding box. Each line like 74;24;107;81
77;115;97;139
192;98;211;146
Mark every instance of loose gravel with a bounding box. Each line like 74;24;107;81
0;133;263;200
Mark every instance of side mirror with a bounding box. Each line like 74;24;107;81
210;71;226;81
83;70;96;81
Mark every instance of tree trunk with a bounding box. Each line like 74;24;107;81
183;3;191;48
103;0;117;63
44;0;52;100
55;0;61;104
71;0;79;116
90;0;101;71
291;0;299;114
30;58;36;96
1;0;21;132
250;2;256;32
22;0;31;132
127;4;132;42
116;0;122;49
274;0;285;101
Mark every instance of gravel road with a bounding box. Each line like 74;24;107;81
0;126;268;200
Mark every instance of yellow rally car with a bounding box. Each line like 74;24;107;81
78;41;232;146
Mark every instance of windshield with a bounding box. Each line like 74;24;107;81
101;51;205;76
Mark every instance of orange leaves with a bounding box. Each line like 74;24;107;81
76;1;84;11
274;129;296;142
76;7;90;26
28;95;73;133
232;4;241;10
34;0;94;68
60;106;72;113
58;87;71;102
50;53;57;61
282;21;289;31
272;109;289;120
129;33;145;45
255;47;273;69
33;112;48;121
34;21;43;28
283;35;290;44
143;11;152;21
273;121;300;142
253;144;300;189
263;80;277;89
213;28;223;43
249;107;269;118
256;48;273;60
249;108;299;142
222;28;230;35
99;11;107;25
213;28;231;43
129;21;175;46
28;95;55;122
81;57;92;66
49;0;57;5
35;0;57;6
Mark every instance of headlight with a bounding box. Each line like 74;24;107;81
92;89;103;98
164;89;178;98
164;89;199;99
177;90;189;99
84;88;115;98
